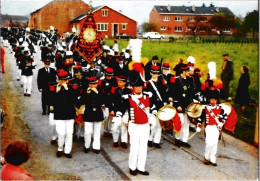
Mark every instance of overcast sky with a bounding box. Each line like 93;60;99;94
1;0;258;23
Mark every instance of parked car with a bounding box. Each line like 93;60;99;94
115;34;133;39
142;32;165;39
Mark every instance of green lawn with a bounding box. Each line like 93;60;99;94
106;39;259;145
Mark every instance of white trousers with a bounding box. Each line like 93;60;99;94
149;116;162;144
22;75;33;94
55;119;74;154
175;113;190;142
205;125;220;163
84;122;102;150
128;122;149;172
111;111;128;143
16;67;22;80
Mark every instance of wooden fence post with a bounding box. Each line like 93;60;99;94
254;106;259;147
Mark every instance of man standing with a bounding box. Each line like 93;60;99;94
220;53;234;101
144;55;161;81
37;57;57;115
168;64;195;148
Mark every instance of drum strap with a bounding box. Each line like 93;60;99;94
149;80;162;102
206;107;221;124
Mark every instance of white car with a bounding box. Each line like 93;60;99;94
142;32;165;39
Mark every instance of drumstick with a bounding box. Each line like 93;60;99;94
187;132;198;141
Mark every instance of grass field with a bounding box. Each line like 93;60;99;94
106;39;259;145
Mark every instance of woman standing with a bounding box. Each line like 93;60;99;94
235;65;250;118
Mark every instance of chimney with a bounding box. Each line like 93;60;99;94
215;7;219;12
191;5;195;12
167;4;171;12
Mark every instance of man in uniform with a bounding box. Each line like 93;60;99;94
37;56;57;115
111;75;131;149
168;64;195;147
66;27;78;51
144;55;161;81
145;65;167;148
220;53;234;101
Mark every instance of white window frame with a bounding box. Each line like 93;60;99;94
161;26;166;31
200;17;207;22
223;28;231;32
97;23;108;31
175;26;183;32
175;17;183;22
121;23;127;30
102;9;108;17
188;17;194;22
187;27;191;31
163;16;170;21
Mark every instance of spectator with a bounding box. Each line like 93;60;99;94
235;65;250;119
1;140;34;180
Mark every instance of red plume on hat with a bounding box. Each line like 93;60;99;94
132;62;144;73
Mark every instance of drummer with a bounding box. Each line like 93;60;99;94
144;65;167;148
168;64;195;148
196;90;228;166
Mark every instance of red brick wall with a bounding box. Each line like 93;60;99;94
74;6;137;39
29;0;89;34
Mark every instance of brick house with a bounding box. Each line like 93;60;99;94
28;0;90;34
149;5;236;36
71;5;137;39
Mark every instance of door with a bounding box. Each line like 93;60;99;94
113;24;119;37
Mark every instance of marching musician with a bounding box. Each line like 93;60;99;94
20;47;36;97
66;27;78;51
76;76;104;154
14;38;25;82
49;70;78;158
196;89;228;166
111;75;131;149
113;55;129;77
168;64;195;148
145;65;167;148
127;68;150;176
98;67;118;137
144;55;161;81
47;26;58;47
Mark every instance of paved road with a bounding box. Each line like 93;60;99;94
2;45;259;180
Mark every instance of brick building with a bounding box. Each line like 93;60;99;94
1;14;29;28
71;5;137;39
28;0;90;34
149;5;235;36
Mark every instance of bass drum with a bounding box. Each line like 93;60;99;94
157;105;176;130
186;102;203;125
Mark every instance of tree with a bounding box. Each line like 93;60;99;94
186;15;211;39
142;22;159;32
208;13;236;38
243;10;259;38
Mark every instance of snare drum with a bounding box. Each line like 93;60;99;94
186;102;203;125
157;105;176;130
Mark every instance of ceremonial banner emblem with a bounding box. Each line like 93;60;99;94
75;12;102;63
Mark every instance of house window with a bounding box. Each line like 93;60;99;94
102;9;108;17
161;26;166;31
187;27;191;31
163;16;170;21
97;23;108;31
188;17;194;22
200;17;207;22
122;23;127;30
211;28;216;31
223;28;231;32
175;26;183;32
175;17;183;22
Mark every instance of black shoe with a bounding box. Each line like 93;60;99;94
154;143;161;149
27;94;31;97
84;147;90;153
50;138;57;145
175;139;181;147
189;126;196;132
121;142;128;149
148;141;153;147
113;142;118;148
24;93;27;96
64;153;72;158
129;169;137;176
181;141;191;148
210;162;217;166
203;158;210;165
42;112;46;115
17;79;20;81
56;151;62;158
93;149;100;154
137;169;149;175
103;132;109;137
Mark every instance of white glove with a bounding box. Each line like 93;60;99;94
196;127;201;132
121;95;129;99
217;122;224;130
116;111;122;117
152;110;157;115
97;59;102;64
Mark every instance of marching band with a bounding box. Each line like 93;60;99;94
1;25;238;176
